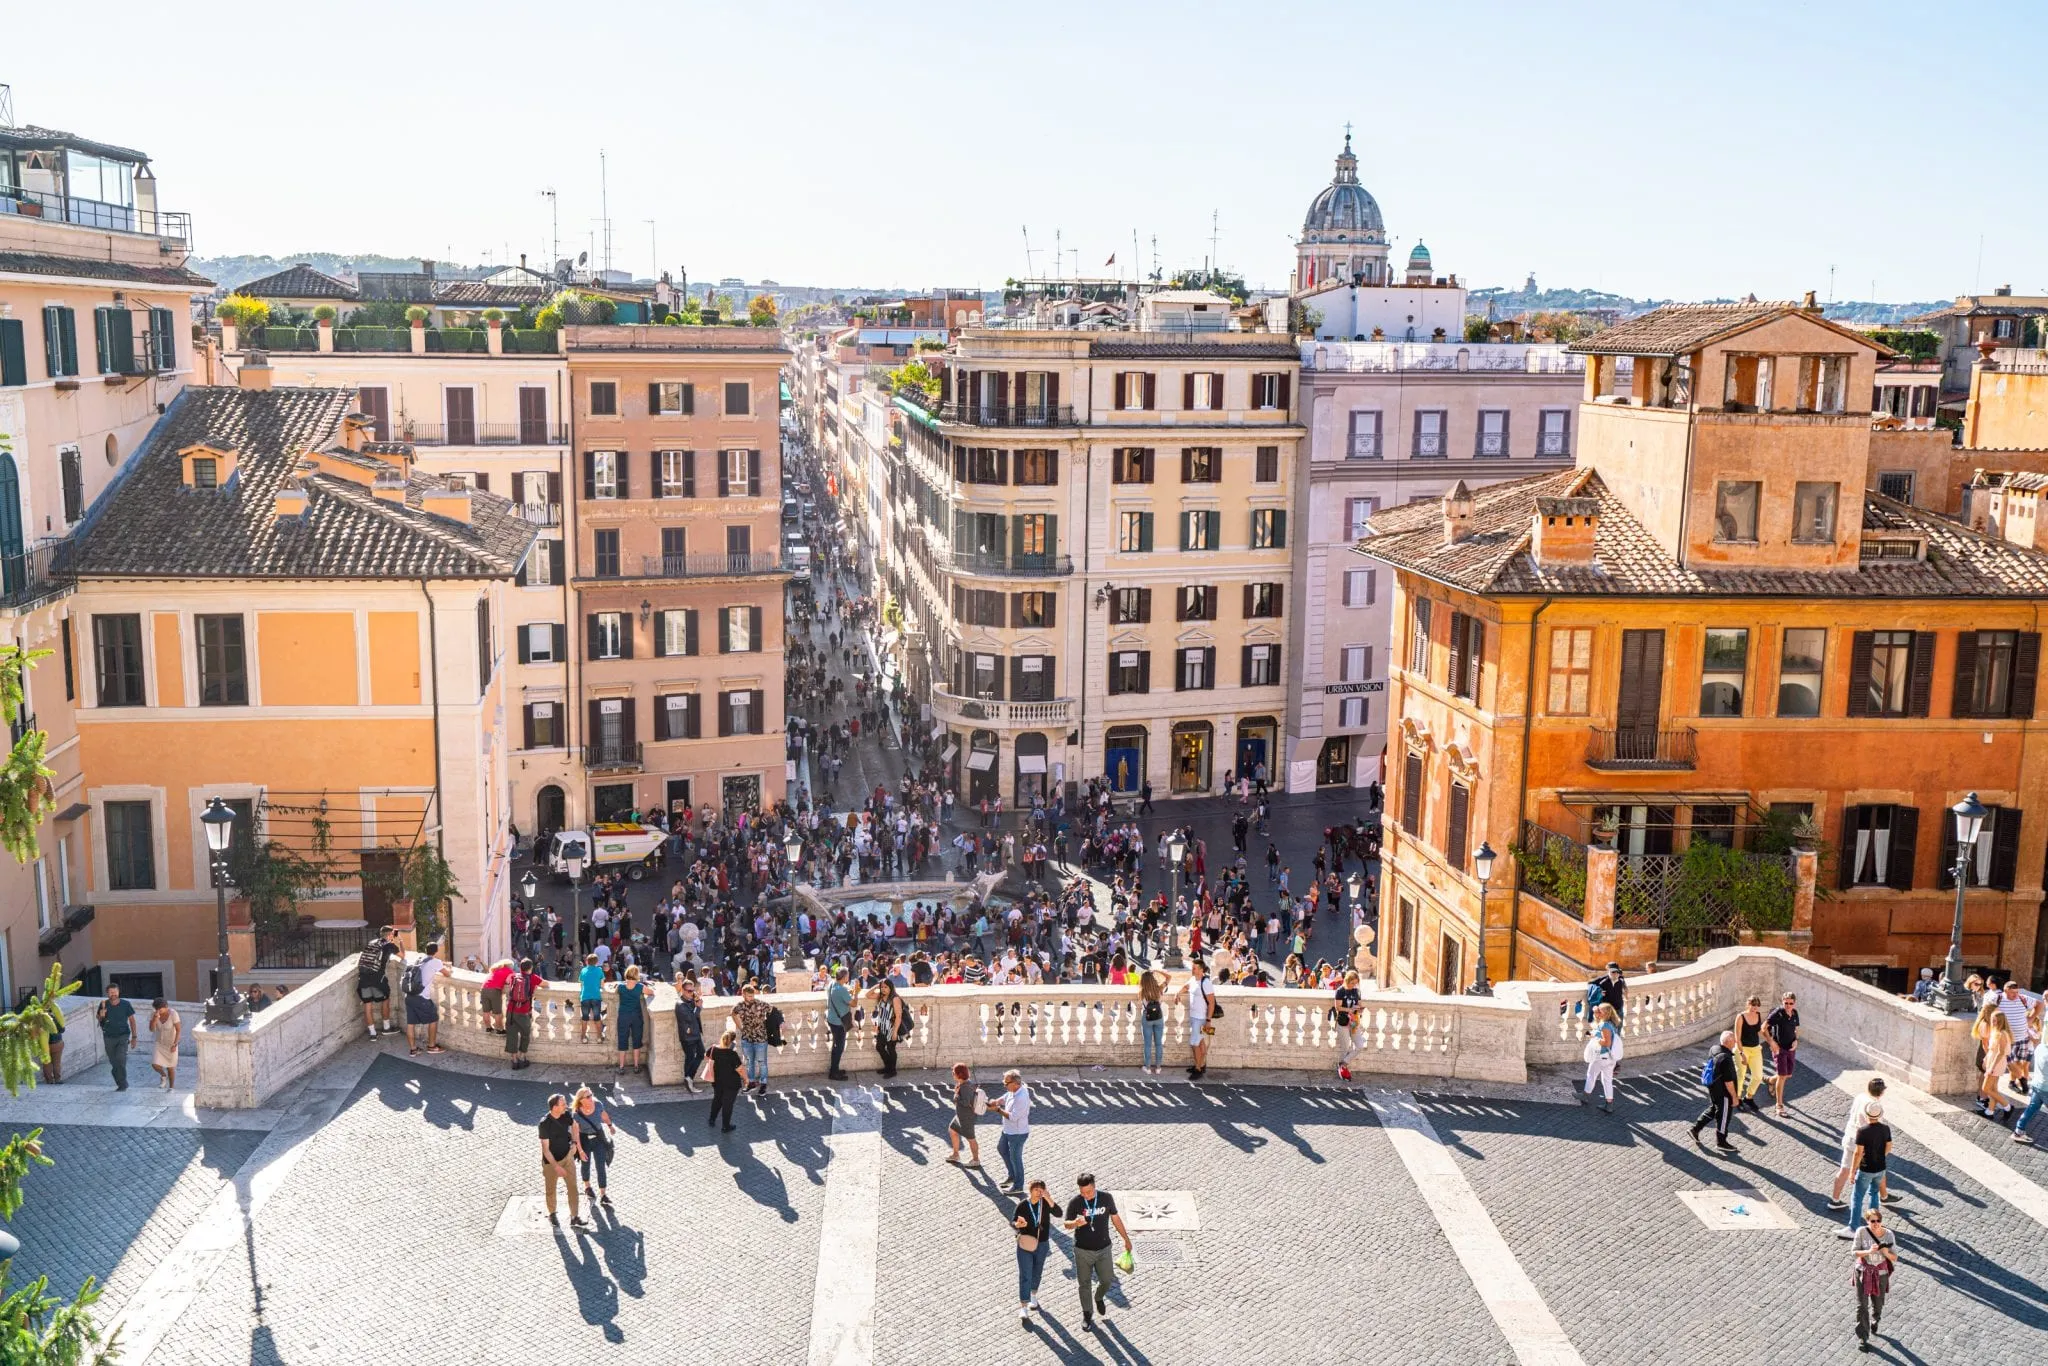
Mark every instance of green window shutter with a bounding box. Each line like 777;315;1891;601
1044;513;1057;559
1205;509;1221;547
1271;508;1287;548
60;308;77;376
0;320;24;387
42;307;60;376
94;307;113;373
1138;512;1153;552
1179;512;1192;552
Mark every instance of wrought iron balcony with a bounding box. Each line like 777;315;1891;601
398;420;568;447
584;741;644;772
1585;727;1697;771
254;924;366;970
942;550;1072;578
935;402;1079;428
0;536;76;612
0;188;191;245
634;551;781;579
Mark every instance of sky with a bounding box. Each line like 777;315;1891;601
11;0;2046;302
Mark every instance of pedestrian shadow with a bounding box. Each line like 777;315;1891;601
551;1226;623;1342
587;1210;647;1300
715;1130;800;1223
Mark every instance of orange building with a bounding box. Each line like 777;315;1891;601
1361;301;2048;995
66;375;533;998
563;326;788;822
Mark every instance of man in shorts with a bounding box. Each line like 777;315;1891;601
1175;957;1218;1080
356;929;401;1040
577;952;606;1043
403;941;448;1056
1765;992;1800;1117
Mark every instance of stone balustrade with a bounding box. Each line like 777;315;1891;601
180;947;1981;1108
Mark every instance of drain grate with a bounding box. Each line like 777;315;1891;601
1132;1236;1187;1268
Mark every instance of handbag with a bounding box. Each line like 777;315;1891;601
1016;1233;1041;1253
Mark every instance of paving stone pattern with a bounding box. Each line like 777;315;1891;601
1423;1063;2048;1366
1;1123;263;1318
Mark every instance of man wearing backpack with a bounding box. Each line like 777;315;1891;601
356;929;401;1041
402;941;448;1056
1586;962;1627;1020
485;957;545;1070
1690;1029;1741;1151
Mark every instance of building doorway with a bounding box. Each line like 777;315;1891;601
1104;725;1148;794
593;783;636;824
359;850;402;926
535;784;566;844
721;774;762;814
1317;735;1352;787
108;969;164;1003
1014;732;1048;806
1236;716;1277;785
1170;722;1213;794
665;779;693;825
1438;933;1463;995
967;729;1001;804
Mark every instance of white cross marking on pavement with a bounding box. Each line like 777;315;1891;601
1366;1091;1587;1366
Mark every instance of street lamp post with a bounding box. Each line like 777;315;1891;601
564;847;585;954
1928;793;1987;1015
1165;832;1186;969
1466;841;1497;997
783;834;808;971
200;797;246;1026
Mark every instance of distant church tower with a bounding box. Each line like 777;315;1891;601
1295;130;1388;292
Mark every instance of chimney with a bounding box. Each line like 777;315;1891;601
420;486;473;524
237;350;273;391
273;482;308;523
372;472;408;504
1441;479;1475;545
420;259;436;279
339;412;373;452
1801;289;1820;312
519;253;526;270
1532;496;1600;567
1995;284;2013;297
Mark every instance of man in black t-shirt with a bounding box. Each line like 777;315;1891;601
356;928;401;1039
538;1094;590;1229
1062;1174;1132;1332
1843;1103;1891;1238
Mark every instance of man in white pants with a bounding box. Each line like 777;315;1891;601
1176;958;1218;1080
1829;1075;1890;1209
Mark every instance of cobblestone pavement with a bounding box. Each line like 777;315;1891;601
1;1123;263;1318
9;1048;2043;1365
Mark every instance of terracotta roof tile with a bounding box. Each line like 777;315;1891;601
239;263;357;300
1570;301;1806;356
0;251;212;290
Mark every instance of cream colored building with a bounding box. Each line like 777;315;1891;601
0;114;209;1003
894;330;1302;802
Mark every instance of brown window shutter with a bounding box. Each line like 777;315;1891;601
682;449;696;497
685;610;698;656
2013;633;2041;718
1137;588;1152;623
1990;808;2022;890
1242;583;1254;618
547;471;562;506
619;616;634;659
686;693;701;738
1047;372;1059;414
748;605;762;650
940;367;952;405
995;449;1008;484
718;692;733;737
587;698;603;741
1180;449;1194;483
522;704;536;749
1113;373;1126;408
719;611;731;653
1203;645;1216;688
1272;584;1284;616
548;541;564;583
717;457;730;497
1211;373;1224;407
1278;373;1291;413
1011;592;1023;624
1839;805;1858;890
748;449;761;496
1844;632;1875;717
1448;612;1468;697
1137;652;1150;692
1402;752;1423;835
1140;448;1154;482
616;451;631;499
1204;591;1218;621
1907;632;1936;716
1446;783;1470;870
681;382;694;415
1240;644;1253;685
1143;373;1156;408
512;472;526;505
1183;373;1195;409
647;382;661;414
749;689;764;733
1886;805;1918;890
474;472;490;493
583;451;597;500
1952;630;1979;717
1465;617;1485;699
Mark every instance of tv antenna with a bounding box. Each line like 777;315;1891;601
1022;226;1039;277
645;220;658;281
540;187;558;269
598;149;612;277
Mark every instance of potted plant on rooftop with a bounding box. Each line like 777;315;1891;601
481;307;505;329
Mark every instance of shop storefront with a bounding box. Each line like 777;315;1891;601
1236;715;1278;784
1170;721;1213;794
967;729;1000;803
1014;732;1049;806
1317;735;1352;787
1104;724;1148;794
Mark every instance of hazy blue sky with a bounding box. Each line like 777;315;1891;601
12;0;2044;300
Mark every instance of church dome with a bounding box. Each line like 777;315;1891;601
1302;133;1384;243
1408;241;1432;269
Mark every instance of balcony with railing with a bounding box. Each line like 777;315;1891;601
1301;340;1585;375
941;549;1073;578
1;536;76;612
254;924;367;970
583;550;783;582
1586;727;1698;771
396;420;568;447
935;403;1080;429
0;187;191;245
515;502;561;527
584;741;643;772
931;689;1074;728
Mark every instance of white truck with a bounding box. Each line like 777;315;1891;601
546;824;667;881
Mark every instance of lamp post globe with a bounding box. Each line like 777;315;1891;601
200;797;246;1025
1929;792;1988;1014
782;835;809;971
1466;841;1497;997
0;1227;18;1260
519;869;538;904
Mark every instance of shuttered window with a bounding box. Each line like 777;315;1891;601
1939;804;2022;892
1846;630;1934;718
1447;612;1483;701
0;319;25;387
1400;751;1424;836
1445;782;1471;870
1840;803;1919;889
1952;630;2040;719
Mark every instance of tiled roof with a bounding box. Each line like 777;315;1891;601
0;250;212;290
0;125;149;162
433;280;551;307
239;263;357;300
1087;339;1301;359
71;386;534;581
1569;301;1804;356
1357;468;2048;599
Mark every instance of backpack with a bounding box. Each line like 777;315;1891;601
765;1006;786;1048
1698;1049;1718;1086
507;971;533;1011
401;962;424;997
355;946;385;984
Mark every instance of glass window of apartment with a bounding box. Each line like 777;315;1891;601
1250;507;1286;549
590;612;624;659
1412;410;1446;458
1118;511;1153;553
1255;445;1280;482
527;701;561;748
1537;409;1569;456
660;610;695;656
1111;448;1153;484
1713;481;1760;542
1117;372;1150;410
1476;409;1508;457
725;448;750;493
593;528;620;577
1877;471;1914;503
726;605;753;652
723;381;750;415
1545;626;1591;714
660;449;693;497
589;381;617;416
1339;696;1368;728
1182;447;1221;482
591;450;618;499
1966;629;2019;716
1777;628;1826;717
968;652;1001;699
1246;582;1282;618
1244;644;1278;686
1341;645;1371;682
1793;481;1838;543
1014;591;1053;628
1846;804;1911;886
1699;628;1748;716
1111;587;1148;623
1866;630;1916;716
727;690;753;733
1109;650;1148;694
1347;497;1379;540
1349;410;1382;459
1407;600;1432;676
1252;373;1285;410
1177;585;1217;621
1177;647;1214;691
1013;656;1054;701
103;800;155;890
92;614;145;707
653;381;692;414
1342;568;1376;607
1189;372;1218;409
190;456;218;490
526;622;558;663
195;614;248;706
965;448;1005;484
1181;510;1216;551
1014;449;1057;486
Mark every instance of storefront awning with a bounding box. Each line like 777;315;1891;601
1016;754;1047;774
967;750;997;771
940;742;959;762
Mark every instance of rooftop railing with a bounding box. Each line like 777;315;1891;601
0;188;192;246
